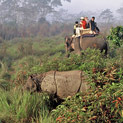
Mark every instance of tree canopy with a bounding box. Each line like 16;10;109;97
99;9;114;23
0;0;71;25
117;7;123;19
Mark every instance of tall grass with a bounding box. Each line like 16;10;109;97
0;88;55;123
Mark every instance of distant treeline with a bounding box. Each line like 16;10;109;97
0;19;122;42
0;22;72;41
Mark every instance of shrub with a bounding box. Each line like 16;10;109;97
30;48;106;73
107;26;123;47
11;56;42;85
52;69;123;122
50;49;123;123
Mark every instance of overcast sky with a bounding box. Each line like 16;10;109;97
61;0;123;14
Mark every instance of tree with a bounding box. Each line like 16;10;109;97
0;0;71;25
116;7;123;19
49;9;72;23
99;9;114;23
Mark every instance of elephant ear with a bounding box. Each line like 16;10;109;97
65;36;72;42
70;37;74;43
65;36;69;42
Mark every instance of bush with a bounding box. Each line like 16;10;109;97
107;26;123;47
49;48;123;123
30;49;106;73
52;85;123;122
11;56;41;85
51;67;123;123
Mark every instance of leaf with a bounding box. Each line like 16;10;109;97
111;107;114;113
121;110;123;118
88;116;97;121
81;107;87;112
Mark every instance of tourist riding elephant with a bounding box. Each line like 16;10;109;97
65;35;108;56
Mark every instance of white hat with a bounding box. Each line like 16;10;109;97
80;17;84;20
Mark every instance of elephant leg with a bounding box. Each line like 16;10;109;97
65;46;74;57
65;52;70;58
73;37;81;55
101;42;108;56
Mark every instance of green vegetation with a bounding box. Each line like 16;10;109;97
0;26;123;122
52;63;123;122
107;26;123;47
0;89;55;123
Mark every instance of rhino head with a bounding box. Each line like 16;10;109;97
24;74;42;93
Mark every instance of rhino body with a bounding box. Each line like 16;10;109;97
24;70;89;99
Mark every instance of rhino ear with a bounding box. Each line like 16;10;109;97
28;75;34;81
29;75;33;79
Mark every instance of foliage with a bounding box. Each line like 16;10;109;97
43;45;123;123
107;26;123;47
11;56;42;86
30;49;106;74
0;0;71;25
0;88;55;123
99;9;114;23
52;85;123;122
117;7;123;18
52;63;123;123
0;27;123;123
0;23;72;40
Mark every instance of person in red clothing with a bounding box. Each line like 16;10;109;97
84;17;90;28
80;17;87;29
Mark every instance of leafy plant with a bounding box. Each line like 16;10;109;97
107;26;123;47
52;80;123;122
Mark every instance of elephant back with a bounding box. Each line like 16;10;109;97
79;35;107;51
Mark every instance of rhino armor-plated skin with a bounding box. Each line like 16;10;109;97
24;70;90;99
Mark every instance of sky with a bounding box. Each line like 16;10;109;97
61;0;123;14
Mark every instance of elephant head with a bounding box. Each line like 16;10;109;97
65;36;81;56
65;36;74;52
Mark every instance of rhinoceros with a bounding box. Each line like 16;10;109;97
24;70;90;99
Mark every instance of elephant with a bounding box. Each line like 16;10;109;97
24;70;90;99
65;35;108;56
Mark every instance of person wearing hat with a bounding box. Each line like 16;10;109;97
80;17;87;29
